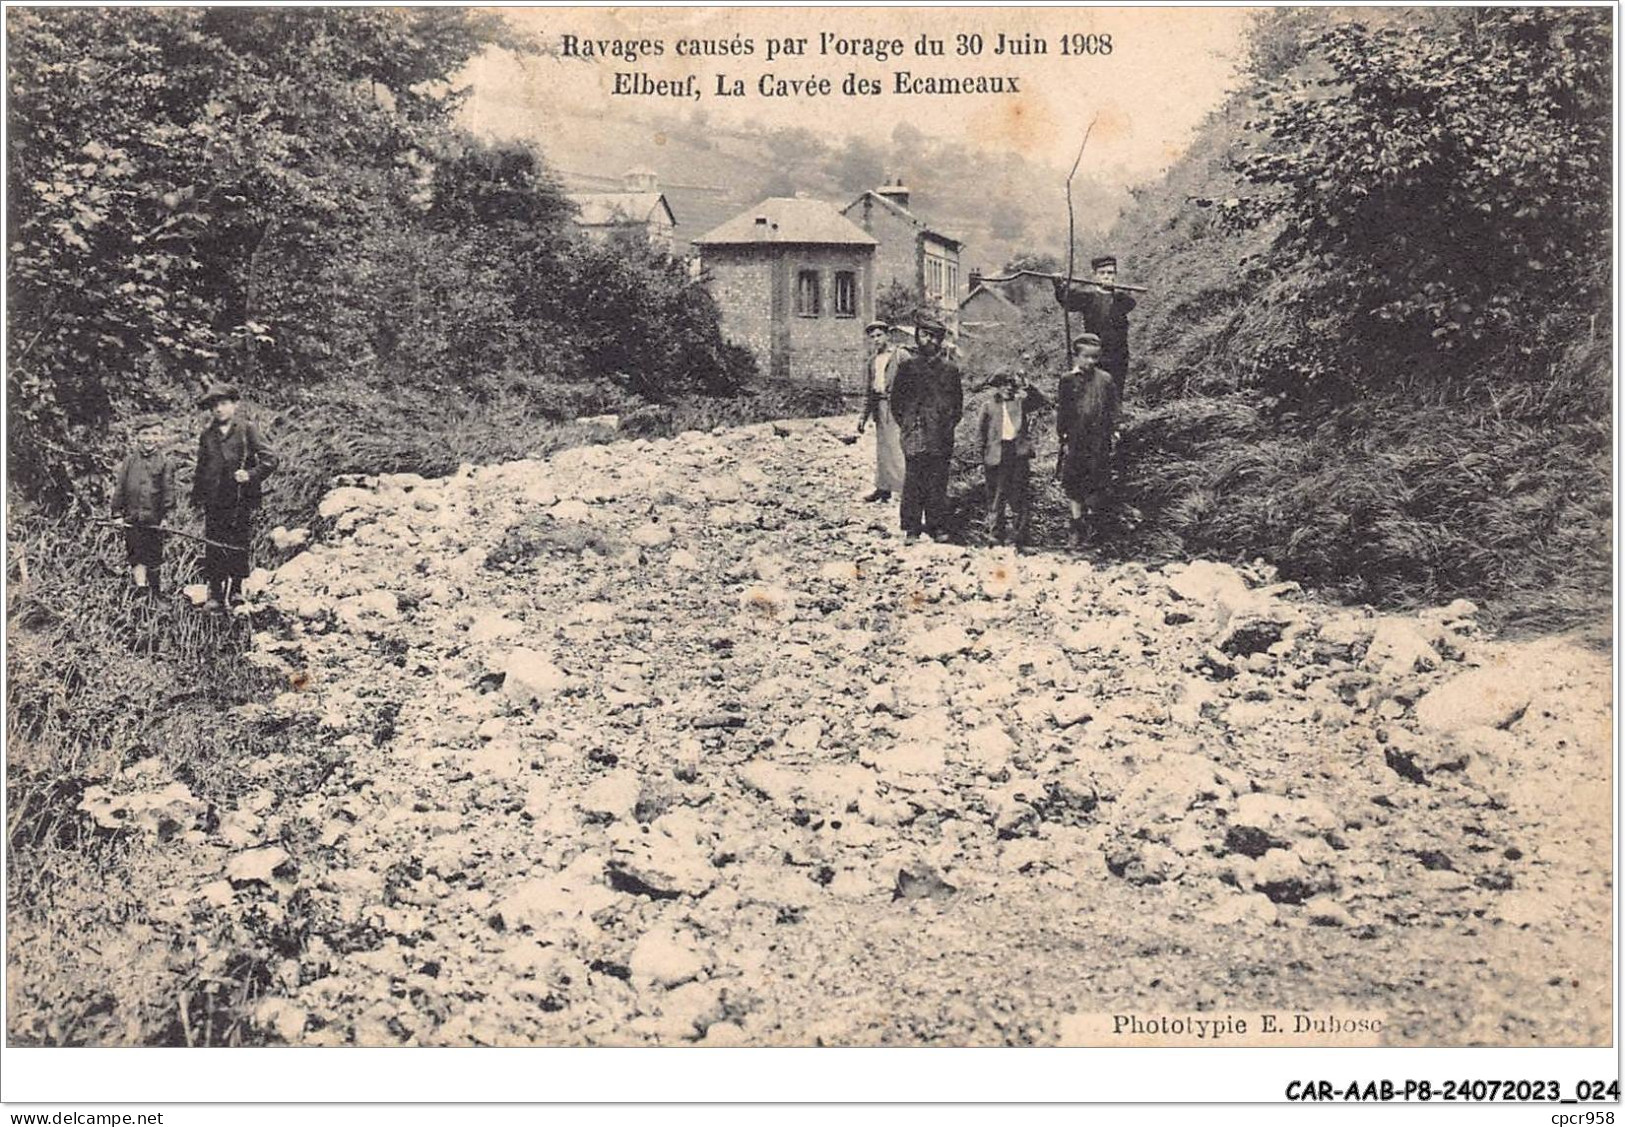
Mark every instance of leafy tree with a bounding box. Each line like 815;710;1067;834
874;280;917;326
1237;8;1611;404
6;7;522;501
8;9;754;507
999;251;1061;306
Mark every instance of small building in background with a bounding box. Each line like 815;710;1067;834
958;268;1026;336
840;180;964;327
693;197;876;384
567;169;677;255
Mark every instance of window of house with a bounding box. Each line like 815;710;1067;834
925;257;944;302
795;270;821;317
834;271;857;317
946;262;959;300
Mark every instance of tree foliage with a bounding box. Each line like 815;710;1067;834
7;8;752;506
1235;8;1611;404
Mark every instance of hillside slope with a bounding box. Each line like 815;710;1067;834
1095;9;1611;635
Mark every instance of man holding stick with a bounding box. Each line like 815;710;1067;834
1053;255;1137;393
191;384;278;610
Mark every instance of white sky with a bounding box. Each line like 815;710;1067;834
461;6;1258;187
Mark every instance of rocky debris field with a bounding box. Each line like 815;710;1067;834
47;418;1614;1045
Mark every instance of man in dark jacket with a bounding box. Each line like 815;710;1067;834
889;314;963;542
191;384;278;609
1053;255;1136;392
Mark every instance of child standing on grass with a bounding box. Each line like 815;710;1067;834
111;420;175;596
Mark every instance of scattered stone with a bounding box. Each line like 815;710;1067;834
1303;897;1353;927
226;846;293;886
631;522;673;548
581;773;642;822
78;782;208;839
499;649;568;703
1415;666;1532;734
905;624;976;661
1166;561;1250;608
1201;893;1279;927
629;929;705;988
894;864;956;901
1363;618;1441;678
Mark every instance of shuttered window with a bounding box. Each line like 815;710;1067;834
834;271;857;317
795;270;821;316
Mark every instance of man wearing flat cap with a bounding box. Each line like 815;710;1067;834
190;383;278;610
856;320;906;503
1053;255;1136;393
1055;333;1117;548
889;313;963;542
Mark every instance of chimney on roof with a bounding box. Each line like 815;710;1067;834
969;268;983;290
624;168;658;192
753;215;770;241
876;178;910;210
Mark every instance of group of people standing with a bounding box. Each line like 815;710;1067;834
110;383;278;610
856;254;1136;549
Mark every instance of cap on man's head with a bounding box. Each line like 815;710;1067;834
865;320;890;333
914;313;946;336
1072;333;1103;350
1090;255;1117;270
196;383;239;408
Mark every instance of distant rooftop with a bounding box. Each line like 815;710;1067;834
843;188;962;250
694;197;879;247
568;192;674;228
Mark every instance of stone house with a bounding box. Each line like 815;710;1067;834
693;197;876;384
840;181;964;326
567;170;677;255
958;270;1026;337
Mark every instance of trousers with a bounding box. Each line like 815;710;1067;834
900;451;952;537
872;400;906;493
203;504;253;593
985;447;1032;544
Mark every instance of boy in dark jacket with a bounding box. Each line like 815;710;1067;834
191;384;278;610
112;420;175;595
1055;333;1118;547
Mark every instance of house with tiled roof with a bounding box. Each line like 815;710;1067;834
693;197;877;384
840;181;964;326
958;270;1026;336
567;170;677;255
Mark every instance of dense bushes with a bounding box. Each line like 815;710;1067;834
1085;8;1612;632
7;8;756;510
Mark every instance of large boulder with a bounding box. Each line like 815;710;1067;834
1415;665;1532;734
499;648;569;704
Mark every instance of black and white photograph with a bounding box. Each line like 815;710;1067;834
3;0;1616;1110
